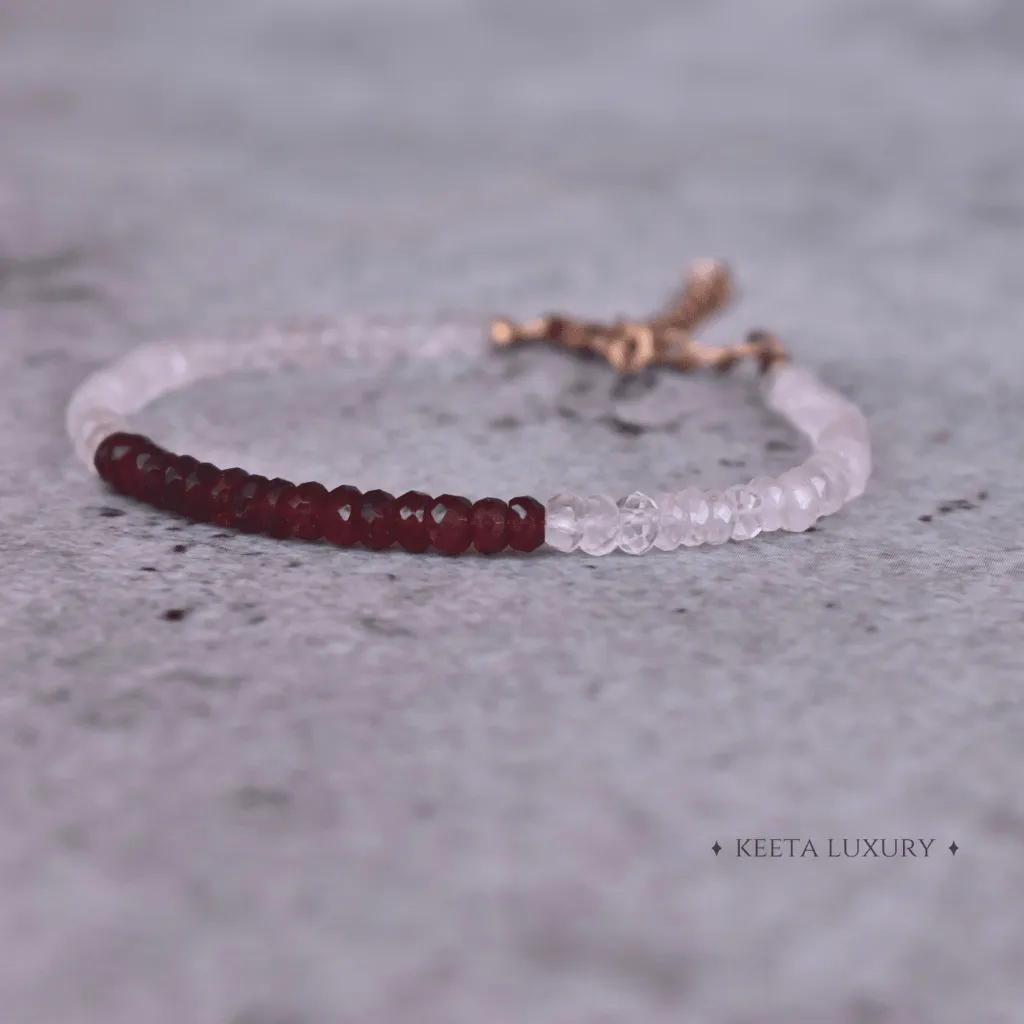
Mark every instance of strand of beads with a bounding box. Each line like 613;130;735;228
71;313;870;557
543;361;871;554
544;477;810;555
92;432;546;555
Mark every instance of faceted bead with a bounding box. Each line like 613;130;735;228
802;461;832;513
803;452;849;516
677;486;711;546
181;462;221;522
579;495;619;556
777;467;821;532
118;442;164;499
93;431;131;481
359;489;396;550
164;455;200;516
266;483;298;538
93;432;153;494
209;468;249;527
427;494;473;555
506;496;545;552
724;485;763;541
545;492;586;552
233;474;271;533
392;490;433;553
617;491;658;555
748;476;784;533
652;491;687;551
816;422;871;499
704;489;735;545
252;477;294;536
134;448;174;505
471;497;508;555
323;485;363;547
278;481;329;540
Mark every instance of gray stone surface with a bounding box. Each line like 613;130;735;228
2;1;1024;1021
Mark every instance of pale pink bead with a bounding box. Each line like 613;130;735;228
777;467;821;532
748;476;784;533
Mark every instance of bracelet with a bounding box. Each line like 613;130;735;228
66;261;871;556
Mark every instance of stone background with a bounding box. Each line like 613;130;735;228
2;1;1023;1022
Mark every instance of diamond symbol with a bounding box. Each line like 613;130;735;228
712;841;722;855
949;841;958;856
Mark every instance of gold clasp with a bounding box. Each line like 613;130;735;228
491;259;788;374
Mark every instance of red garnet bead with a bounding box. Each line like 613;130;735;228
359;489;396;550
181;462;221;522
209;468;249;527
94;432;152;494
253;478;294;536
233;474;270;533
427;494;473;555
506;496;545;552
134;447;173;504
92;431;128;481
323;485;362;547
391;491;433;553
471;497;508;554
266;481;301;539
164;454;199;516
108;436;163;497
278;481;329;541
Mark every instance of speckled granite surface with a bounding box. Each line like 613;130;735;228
2;2;1024;1022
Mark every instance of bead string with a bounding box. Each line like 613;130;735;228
67;262;871;556
91;431;545;555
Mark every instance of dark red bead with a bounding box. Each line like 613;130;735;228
92;431;128;481
249;477;293;536
506;496;545;552
276;481;329;541
94;432;152;492
209;468;249;527
181;462;221;522
98;434;162;497
359;489;396;550
163;455;199;516
233;474;270;533
133;447;174;504
390;491;432;553
323;485;363;547
427;494;473;555
267;482;300;539
471;497;508;554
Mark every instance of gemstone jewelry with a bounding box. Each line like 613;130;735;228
66;261;871;556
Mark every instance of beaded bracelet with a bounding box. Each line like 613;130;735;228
66;261;871;556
